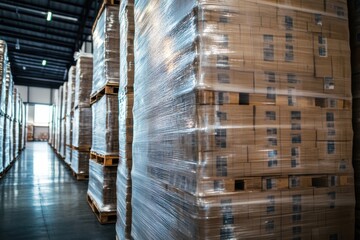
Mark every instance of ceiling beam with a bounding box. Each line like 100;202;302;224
0;15;77;33
11;51;70;62
0;19;77;40
14;75;64;83
7;43;72;58
14;79;62;88
0;30;74;48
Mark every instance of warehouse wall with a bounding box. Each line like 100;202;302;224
15;85;57;105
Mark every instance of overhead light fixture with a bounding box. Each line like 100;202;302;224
23;66;26;70
42;60;47;66
46;11;52;21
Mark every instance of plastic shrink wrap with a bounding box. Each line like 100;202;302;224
4;64;13;167
55;86;63;152
65;66;76;165
92;5;120;95
116;1;135;239
71;149;90;175
88;160;117;212
131;0;355;239
0;40;7;174
348;0;360;238
66;66;76;117
59;82;67;158
74;54;93;108
72;107;92;149
91;94;119;155
71;108;92;174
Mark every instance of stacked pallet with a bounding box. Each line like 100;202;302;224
65;66;76;166
4;64;14;168
54;85;63;154
71;54;93;180
116;0;134;238
0;40;26;178
349;0;360;238
88;2;120;224
59;82;68;159
0;41;6;175
131;0;354;239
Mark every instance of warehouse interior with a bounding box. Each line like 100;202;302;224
1;0;360;239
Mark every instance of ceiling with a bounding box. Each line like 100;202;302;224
0;0;102;88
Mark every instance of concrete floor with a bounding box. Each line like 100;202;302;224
0;142;116;240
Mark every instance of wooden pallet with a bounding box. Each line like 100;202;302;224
90;152;119;166
87;194;116;224
90;84;119;105
71;145;91;152
72;170;89;181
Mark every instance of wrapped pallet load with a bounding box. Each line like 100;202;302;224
65;66;76;166
0;40;7;175
131;0;354;239
348;0;360;238
4;64;13;167
116;0;134;238
59;81;68;158
71;54;93;180
88;3;120;224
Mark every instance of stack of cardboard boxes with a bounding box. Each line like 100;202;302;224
87;3;120;220
349;0;360;237
131;0;354;239
59;82;67;159
116;0;134;238
71;55;93;179
65;66;76;166
0;41;6;175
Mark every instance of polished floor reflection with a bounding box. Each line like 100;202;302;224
0;142;116;240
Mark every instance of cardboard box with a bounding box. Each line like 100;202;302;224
199;67;254;92
197;105;254;127
320;109;352;129
254;128;280;147
198;177;262;194
316;128;353;141
317;140;352;161
278;73;323;93
279;106;320;130
280;129;317;147
200;148;248;178
254;105;280;126
281;189;314;214
248;145;281;163
262;176;289;190
248;191;282;217
260;215;281;235
313;186;355;214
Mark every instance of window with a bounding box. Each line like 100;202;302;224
34;104;51;126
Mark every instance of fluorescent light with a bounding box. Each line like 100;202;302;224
46;11;52;21
42;60;47;66
15;39;20;50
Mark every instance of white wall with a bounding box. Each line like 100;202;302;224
15;85;54;104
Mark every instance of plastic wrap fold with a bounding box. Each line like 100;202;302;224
74;54;93;108
91;94;119;155
72;107;92;148
116;1;135;239
132;0;354;239
66;66;76;116
0;40;7;114
92;5;120;94
71;149;90;175
88;160;117;212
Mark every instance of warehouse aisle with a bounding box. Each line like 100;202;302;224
0;142;116;240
